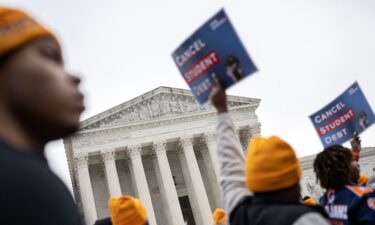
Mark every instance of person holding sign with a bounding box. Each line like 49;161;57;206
210;78;329;225
350;135;369;186
314;145;375;225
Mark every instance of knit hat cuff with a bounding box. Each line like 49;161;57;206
0;7;59;56
247;164;301;192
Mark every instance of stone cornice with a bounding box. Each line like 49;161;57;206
72;121;259;154
79;86;260;131
70;106;258;152
76;104;256;135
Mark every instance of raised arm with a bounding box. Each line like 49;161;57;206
210;78;252;216
350;134;361;162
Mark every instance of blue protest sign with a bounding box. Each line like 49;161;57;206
172;9;257;104
310;82;375;148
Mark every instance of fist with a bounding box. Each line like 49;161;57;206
210;75;228;113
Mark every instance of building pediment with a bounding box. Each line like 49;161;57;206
79;86;260;131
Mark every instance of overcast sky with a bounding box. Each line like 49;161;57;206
2;0;375;191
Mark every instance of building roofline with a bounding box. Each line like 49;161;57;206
79;86;260;129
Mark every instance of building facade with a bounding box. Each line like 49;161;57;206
64;86;375;225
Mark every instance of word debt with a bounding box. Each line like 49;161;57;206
318;109;355;136
192;77;214;97
314;101;346;124
324;128;349;145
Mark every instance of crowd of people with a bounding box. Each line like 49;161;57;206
211;80;375;225
0;5;374;225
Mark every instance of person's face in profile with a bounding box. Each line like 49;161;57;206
0;37;85;140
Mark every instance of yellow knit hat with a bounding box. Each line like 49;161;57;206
0;6;59;56
303;197;317;206
109;196;147;225
212;208;227;224
245;136;301;192
358;174;369;186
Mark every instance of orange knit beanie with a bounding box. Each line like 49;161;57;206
0;6;59;56
245;136;301;192
109;196;147;225
212;208;227;224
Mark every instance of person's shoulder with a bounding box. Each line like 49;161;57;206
293;212;330;225
317;193;328;206
280;205;329;225
345;185;373;197
0;159;81;225
0;147;71;200
93;217;112;225
230;196;253;218
353;191;375;224
0;154;54;186
235;195;254;207
300;204;329;218
0;147;47;184
279;203;328;217
230;201;328;225
365;192;375;207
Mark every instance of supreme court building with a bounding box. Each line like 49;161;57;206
64;87;375;225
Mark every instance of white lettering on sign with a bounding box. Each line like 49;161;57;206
192;77;214;97
209;16;227;30
314;102;346;124
324;128;349;145
175;39;206;67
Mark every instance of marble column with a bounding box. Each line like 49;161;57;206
250;123;261;139
128;145;157;225
299;176;310;198
204;132;220;179
239;128;251;151
153;141;184;225
75;153;97;225
178;137;212;225
239;124;262;152
305;174;323;201
101;149;122;197
203;133;222;209
365;163;375;177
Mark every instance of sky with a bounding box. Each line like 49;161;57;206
2;0;375;191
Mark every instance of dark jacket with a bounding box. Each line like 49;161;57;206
320;186;375;225
230;196;329;225
216;114;330;225
0;140;83;225
93;217;111;225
